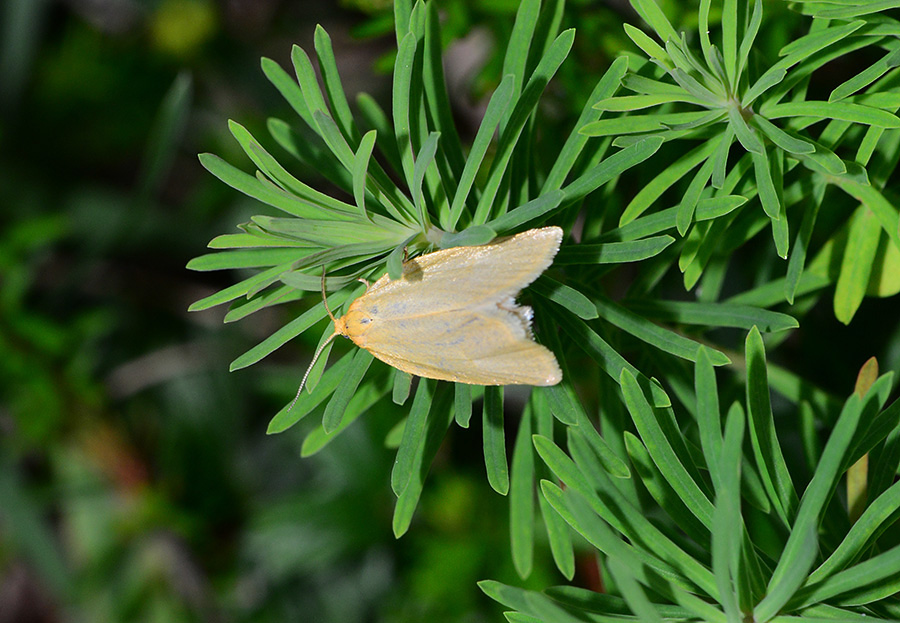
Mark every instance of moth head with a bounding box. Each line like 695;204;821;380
338;305;373;347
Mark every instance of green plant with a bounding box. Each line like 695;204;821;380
190;0;900;620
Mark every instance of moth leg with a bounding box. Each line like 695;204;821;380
356;277;371;290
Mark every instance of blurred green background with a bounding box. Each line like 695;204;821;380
0;1;572;621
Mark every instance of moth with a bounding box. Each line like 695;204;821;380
297;226;563;400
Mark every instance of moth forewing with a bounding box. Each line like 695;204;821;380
333;226;564;386
360;227;563;314
361;305;561;385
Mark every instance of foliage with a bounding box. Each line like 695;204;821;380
3;0;900;621
191;0;900;620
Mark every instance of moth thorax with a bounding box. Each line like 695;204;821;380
340;306;374;347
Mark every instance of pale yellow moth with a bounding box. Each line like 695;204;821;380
295;226;563;402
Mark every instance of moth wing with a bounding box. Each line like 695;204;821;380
361;303;562;386
360;226;562;315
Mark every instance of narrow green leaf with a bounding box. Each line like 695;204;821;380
711;126;734;189
630;0;679;44
392;370;412;405
322;349;373;433
223;285;300;323
309;110;357;172
438;226;496;249
421;2;465;181
537;482;575;580
392;378;434;496
351;130;377;220
484;386;509;495
594;93;707;111
581;111;712;137
386;233;417;281
447;75;514;230
533;434;719;596
711;402;745;622
742;67;787;109
314;25;359;145
563;137;664;211
291;44;330;121
455;382;472;428
607;557;665;623
393;0;412;42
795;543;900;609
677;155;715;236
596;294;731;365
819;0;900;18
266;350;355;434
556;311;670;407
753;115;815;155
573;416;631;480
531;276;597;320
479;580;581;622
831;47;900;102
669;66;723;103
393;382;454;537
543;56;629;194
474;29;575;225
542;479;698;599
834;206;881;324
261;56;313;127
555;236;674;264
736;0;763;88
745;327;798;525
620;370;715;529
301;371;391;456
778;19;866;58
485;190;564;233
546;586;694;619
266;117;353;191
392;31;418;188
834;179;900;255
623;432;710;544
623;23;672;70
810;479;900;583
785;181;826;303
189;262;293;311
230;289;352;371
695;347;723;477
752;148;781;221
757;393;864;621
626;300;798;332
728;107;765;155
501;0;540;105
698;0;713;72
198;153;345;220
764;101;900;129
412;131;440;229
356;93;405;175
510;401;535;578
721;0;737;86
619;139;717;225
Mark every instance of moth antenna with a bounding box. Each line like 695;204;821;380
321;268;337;323
288;330;339;412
